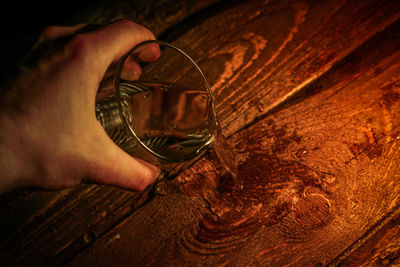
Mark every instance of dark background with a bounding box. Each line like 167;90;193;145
0;0;101;79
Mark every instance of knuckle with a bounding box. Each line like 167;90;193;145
115;19;154;38
69;33;90;52
116;19;138;28
66;33;93;61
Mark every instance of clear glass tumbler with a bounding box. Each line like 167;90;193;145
95;40;217;177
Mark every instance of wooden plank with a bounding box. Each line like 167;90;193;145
2;0;400;265
329;204;400;266
66;7;400;267
86;0;220;37
0;184;138;266
164;0;400;137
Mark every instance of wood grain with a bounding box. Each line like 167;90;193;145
329;204;400;266
165;0;400;137
0;1;221;265
2;0;400;266
0;185;134;265
83;0;220;38
67;5;400;267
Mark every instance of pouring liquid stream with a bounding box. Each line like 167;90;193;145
212;124;240;187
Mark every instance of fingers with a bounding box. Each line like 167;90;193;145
120;56;143;81
60;20;161;98
64;20;162;190
40;20;161;68
119;42;161;81
84;20;160;67
134;42;161;62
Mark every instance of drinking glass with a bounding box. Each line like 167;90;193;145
95;40;217;177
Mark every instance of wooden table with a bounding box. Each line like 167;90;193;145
1;0;400;265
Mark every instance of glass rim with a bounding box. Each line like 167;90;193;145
114;39;217;162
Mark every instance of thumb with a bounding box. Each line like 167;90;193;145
86;124;160;191
77;20;161;190
79;20;161;190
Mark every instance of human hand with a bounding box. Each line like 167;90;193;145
0;20;161;194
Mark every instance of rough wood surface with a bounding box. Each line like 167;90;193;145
0;1;220;266
165;0;400;136
66;15;400;266
330;204;400;266
86;0;220;38
1;0;400;266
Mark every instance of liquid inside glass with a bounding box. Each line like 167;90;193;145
96;81;214;161
96;80;239;182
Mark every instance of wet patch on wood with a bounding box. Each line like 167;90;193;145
180;120;333;245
